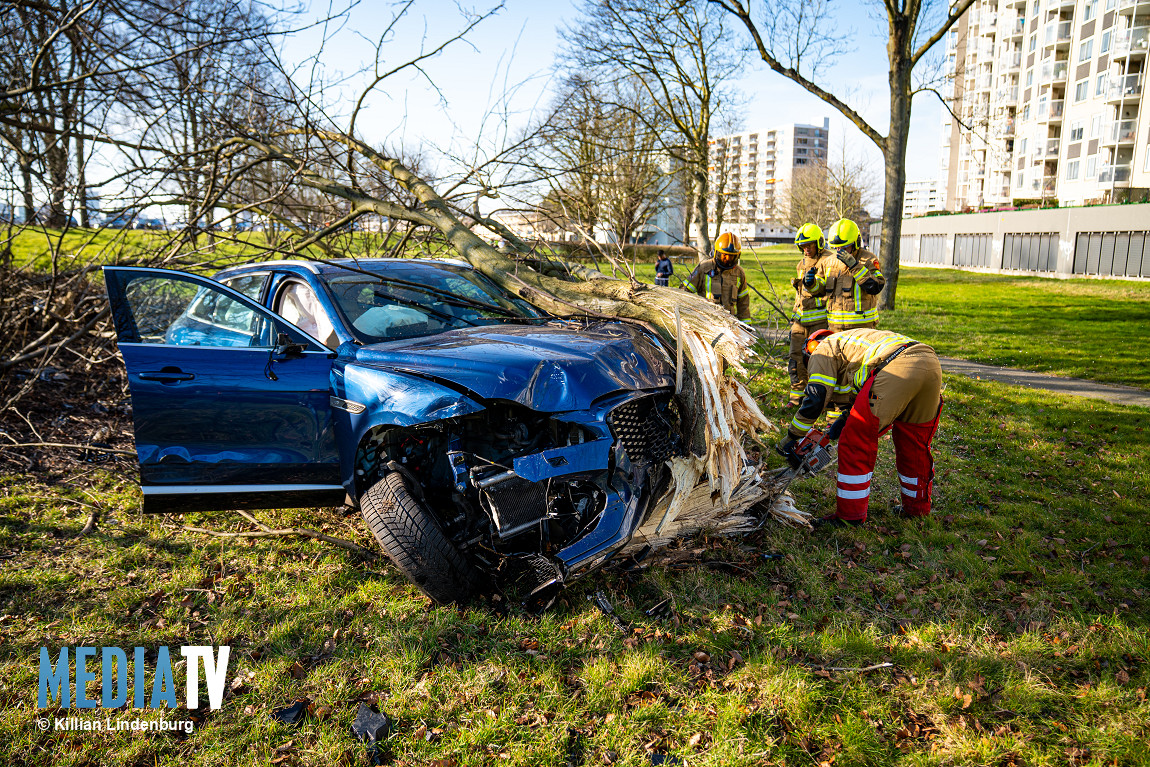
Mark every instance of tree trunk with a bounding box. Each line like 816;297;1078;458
75;133;88;228
878;52;914;311
693;166;710;256
20;156;35;224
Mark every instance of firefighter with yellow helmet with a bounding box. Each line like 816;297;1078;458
684;232;751;320
787;223;836;405
823;218;885;331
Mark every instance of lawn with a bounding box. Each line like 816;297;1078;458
631;245;1150;388
2;349;1148;766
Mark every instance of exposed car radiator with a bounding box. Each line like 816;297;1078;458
607;395;681;466
482;476;548;539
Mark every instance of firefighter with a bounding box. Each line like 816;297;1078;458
684;232;751;320
787;223;835;405
823;218;885;331
654;249;674;287
777;328;943;529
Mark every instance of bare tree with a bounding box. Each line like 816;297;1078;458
712;0;976;309
561;0;745;256
778;148;876;230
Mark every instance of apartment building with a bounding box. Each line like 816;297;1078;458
695;119;830;242
903;179;947;216
942;0;1149;209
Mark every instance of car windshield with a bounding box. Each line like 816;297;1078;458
321;265;549;342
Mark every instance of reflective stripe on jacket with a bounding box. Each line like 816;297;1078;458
789;329;922;436
823;248;884;329
685;259;750;319
790;248;835;325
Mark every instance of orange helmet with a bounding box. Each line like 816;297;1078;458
803;329;835;362
714;232;741;269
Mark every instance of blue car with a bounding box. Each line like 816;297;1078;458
103;259;683;605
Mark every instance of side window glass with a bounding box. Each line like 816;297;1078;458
116;274;272;348
276;282;338;347
221;273;268;301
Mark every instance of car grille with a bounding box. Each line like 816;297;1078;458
607;395;681;466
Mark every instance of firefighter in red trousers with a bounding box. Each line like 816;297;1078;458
777;328;944;529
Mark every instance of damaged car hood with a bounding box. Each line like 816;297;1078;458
352;321;674;411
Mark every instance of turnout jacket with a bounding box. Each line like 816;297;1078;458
685;259;751;320
822;247;885;329
790;248;836;326
788;329;924;438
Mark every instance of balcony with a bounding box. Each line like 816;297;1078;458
1003;118;1017;136
976;74;993;91
1117;0;1150;16
1098;163;1133;184
1046;138;1062;157
1044;21;1073;48
997;85;1020;105
1040;59;1070;84
1001;50;1023;70
1105;73;1144;102
1046;99;1065;122
1112;26;1150;59
1103;119;1139;145
1053;0;1076;9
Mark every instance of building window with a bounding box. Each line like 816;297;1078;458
1017;172;1025;188
1096;73;1107;96
1101;30;1112;53
1030;33;1037;52
1032;1;1039;17
1105;0;1116;9
1026;69;1034;87
1067;160;1080;180
1091;113;1102;137
1023;104;1032;119
1019;137;1028;155
1070;121;1084;141
1086;155;1097;178
1075;79;1089;102
1079;39;1094;61
1084;0;1097;21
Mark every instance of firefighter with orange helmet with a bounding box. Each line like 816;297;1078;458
823;218;885;331
778;328;943;529
684;232;751;320
787;223;835;405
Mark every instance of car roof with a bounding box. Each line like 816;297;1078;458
214;257;475;280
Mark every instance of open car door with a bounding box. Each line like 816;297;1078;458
103;267;345;513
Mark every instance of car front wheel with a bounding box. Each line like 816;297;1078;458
360;471;477;604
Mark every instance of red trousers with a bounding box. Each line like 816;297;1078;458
834;375;943;522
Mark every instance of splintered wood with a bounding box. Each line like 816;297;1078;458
625;289;813;547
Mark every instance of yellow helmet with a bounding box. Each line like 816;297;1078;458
794;223;825;250
828;218;861;250
714;232;741;269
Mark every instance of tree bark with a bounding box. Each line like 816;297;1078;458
879;30;915;312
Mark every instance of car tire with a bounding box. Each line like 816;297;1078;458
360;471;477;604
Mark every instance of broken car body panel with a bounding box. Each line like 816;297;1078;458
103;259;684;591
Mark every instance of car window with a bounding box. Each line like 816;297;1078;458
221;273;268;301
275;281;339;348
121;275;272;348
321;267;546;343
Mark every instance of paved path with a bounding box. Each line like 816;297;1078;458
938;357;1150;409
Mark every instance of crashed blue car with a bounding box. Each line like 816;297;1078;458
103;259;683;604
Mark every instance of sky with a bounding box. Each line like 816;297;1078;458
283;0;948;210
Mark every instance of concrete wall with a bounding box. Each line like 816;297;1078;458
896;203;1150;280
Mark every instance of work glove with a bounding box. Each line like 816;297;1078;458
775;435;799;459
836;250;858;270
791;277;800;289
802;267;818;288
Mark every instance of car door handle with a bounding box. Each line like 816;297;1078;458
138;370;195;383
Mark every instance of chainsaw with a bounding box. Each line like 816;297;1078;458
771;428;835;493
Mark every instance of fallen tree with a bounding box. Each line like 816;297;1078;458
203;128;809;534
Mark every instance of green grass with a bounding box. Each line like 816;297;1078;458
3;367;1149;766
630;244;1150;388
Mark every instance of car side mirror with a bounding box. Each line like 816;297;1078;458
274;331;307;358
